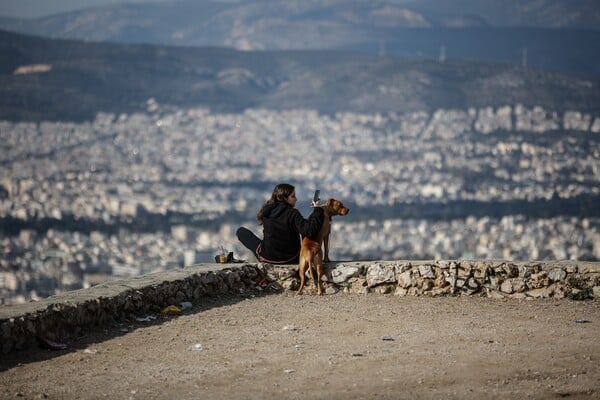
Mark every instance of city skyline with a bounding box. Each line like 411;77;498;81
1;103;598;304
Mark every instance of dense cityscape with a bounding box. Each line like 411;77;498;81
1;103;599;304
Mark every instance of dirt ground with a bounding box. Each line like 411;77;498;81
1;292;599;400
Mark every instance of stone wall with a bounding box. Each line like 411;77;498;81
264;260;600;299
1;260;599;355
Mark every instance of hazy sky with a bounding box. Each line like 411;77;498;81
0;0;166;18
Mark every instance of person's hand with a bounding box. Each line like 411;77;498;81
311;199;321;207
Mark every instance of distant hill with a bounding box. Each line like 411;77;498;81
1;29;599;122
0;0;599;79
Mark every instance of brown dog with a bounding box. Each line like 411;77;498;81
296;198;349;295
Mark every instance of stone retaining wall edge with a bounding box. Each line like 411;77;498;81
1;260;598;355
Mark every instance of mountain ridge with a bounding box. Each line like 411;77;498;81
3;0;599;32
1;29;599;122
1;0;599;79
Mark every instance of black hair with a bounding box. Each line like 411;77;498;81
257;183;295;224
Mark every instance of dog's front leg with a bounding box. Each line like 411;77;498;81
323;232;330;263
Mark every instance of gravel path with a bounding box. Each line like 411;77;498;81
1;293;599;399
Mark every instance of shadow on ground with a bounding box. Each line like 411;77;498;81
0;290;278;371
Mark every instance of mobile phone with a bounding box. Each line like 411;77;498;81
313;190;320;202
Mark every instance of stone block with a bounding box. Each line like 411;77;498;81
551;283;567;299
440;261;456;270
397;270;413;288
393;263;412;273
474;263;488;279
444;274;454;286
458;265;472;278
500;279;513;294
324;286;338;295
548;268;567;282
503;263;519;278
373;285;394;294
347;277;368;294
530;271;548;280
530;271;550;288
193;287;204;300
460;278;481;295
434;274;446;288
330;265;360;284
175;290;186;303
518;266;532;278
418;264;435;278
513;279;527;293
421;279;434;291
280;278;297;291
366;263;396;287
500;278;528;294
202;272;215;284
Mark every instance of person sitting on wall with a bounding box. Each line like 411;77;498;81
236;183;323;264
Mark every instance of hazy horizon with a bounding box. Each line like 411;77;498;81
0;0;168;18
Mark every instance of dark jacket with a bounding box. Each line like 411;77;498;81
258;202;324;263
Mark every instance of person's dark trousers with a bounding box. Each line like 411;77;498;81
236;227;261;260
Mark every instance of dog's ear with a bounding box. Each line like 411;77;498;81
325;198;334;206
